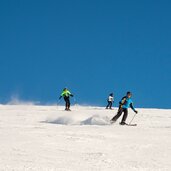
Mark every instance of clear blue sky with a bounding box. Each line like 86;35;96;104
0;0;171;108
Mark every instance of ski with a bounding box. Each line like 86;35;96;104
110;120;137;126
110;120;116;124
126;123;137;126
119;122;137;126
65;109;72;111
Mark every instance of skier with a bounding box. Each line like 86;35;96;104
106;93;114;109
111;91;138;125
59;88;74;111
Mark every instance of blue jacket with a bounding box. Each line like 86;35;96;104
120;96;135;111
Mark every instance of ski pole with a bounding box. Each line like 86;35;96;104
73;97;77;106
129;113;137;125
57;100;60;105
57;98;61;106
56;98;62;110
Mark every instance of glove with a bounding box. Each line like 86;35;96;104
70;94;74;97
59;96;62;100
134;110;138;114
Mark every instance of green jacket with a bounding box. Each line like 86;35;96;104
61;90;72;97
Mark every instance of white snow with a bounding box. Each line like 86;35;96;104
0;105;171;171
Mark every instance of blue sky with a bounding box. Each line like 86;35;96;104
0;0;171;108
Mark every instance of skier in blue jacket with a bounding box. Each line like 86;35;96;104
111;92;138;125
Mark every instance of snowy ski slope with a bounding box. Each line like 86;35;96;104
0;105;171;171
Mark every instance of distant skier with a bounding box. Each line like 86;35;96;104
106;93;114;109
59;88;74;111
111;92;138;125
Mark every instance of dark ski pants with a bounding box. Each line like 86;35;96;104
64;96;70;110
111;108;128;123
106;101;113;109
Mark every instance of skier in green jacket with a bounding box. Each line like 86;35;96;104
59;88;74;111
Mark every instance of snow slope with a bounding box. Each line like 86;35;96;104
0;105;171;171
